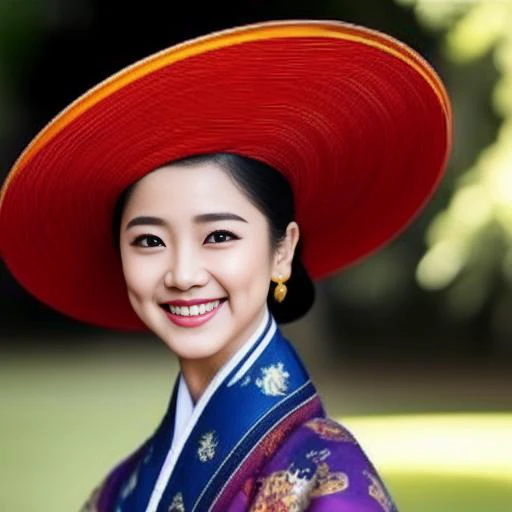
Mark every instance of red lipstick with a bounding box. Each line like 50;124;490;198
160;298;226;328
163;298;224;306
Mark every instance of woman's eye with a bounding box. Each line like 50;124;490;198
204;230;239;244
131;234;165;247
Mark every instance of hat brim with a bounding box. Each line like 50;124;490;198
0;20;451;330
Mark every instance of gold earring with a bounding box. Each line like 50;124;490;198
272;275;288;303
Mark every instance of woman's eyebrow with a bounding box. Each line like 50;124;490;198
125;213;247;229
125;216;166;229
193;212;248;223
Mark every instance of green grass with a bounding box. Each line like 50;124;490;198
386;473;511;512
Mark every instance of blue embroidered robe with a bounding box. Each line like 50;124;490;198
81;313;397;511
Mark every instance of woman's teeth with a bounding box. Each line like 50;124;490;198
169;300;220;316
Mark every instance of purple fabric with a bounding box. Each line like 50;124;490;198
81;445;144;511
80;323;397;511
84;417;397;511
242;417;397;511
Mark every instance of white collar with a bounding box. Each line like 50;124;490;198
147;308;275;512
171;375;194;452
170;307;271;451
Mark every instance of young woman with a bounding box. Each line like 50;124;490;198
0;20;451;512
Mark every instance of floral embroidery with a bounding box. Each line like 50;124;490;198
250;468;314;511
305;418;356;443
364;471;393;512
309;462;349;497
255;363;290;396
250;453;348;511
197;431;218;462
168;492;185;512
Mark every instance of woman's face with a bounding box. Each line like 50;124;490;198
119;161;297;366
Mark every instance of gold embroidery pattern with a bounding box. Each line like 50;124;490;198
250;461;348;511
364;471;393;512
310;462;349;497
168;492;186;512
256;363;290;396
250;468;314;512
305;418;356;443
197;431;218;462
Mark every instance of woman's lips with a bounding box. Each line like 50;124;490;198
160;298;226;328
165;298;223;307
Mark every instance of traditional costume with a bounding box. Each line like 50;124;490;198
0;19;451;512
80;311;398;511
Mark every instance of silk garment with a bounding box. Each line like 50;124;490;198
81;314;397;512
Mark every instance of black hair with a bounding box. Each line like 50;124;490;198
112;153;315;323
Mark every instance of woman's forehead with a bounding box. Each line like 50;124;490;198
123;161;259;217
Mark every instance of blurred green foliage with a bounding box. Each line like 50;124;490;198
326;0;512;356
386;474;511;512
407;0;512;348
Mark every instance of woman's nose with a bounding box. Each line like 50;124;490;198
163;247;208;290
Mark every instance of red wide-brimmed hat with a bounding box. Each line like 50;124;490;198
0;20;451;330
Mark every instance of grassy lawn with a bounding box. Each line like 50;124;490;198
1;344;510;511
385;473;510;512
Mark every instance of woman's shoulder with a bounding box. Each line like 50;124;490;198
299;416;360;443
248;416;398;511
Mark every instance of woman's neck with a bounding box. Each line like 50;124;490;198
179;308;270;403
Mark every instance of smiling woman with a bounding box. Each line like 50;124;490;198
117;155;300;399
112;153;315;327
0;20;451;512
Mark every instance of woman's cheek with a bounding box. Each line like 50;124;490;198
213;247;271;296
123;255;160;298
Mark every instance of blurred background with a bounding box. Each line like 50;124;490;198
1;0;511;511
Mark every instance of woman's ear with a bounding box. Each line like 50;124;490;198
272;221;300;279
